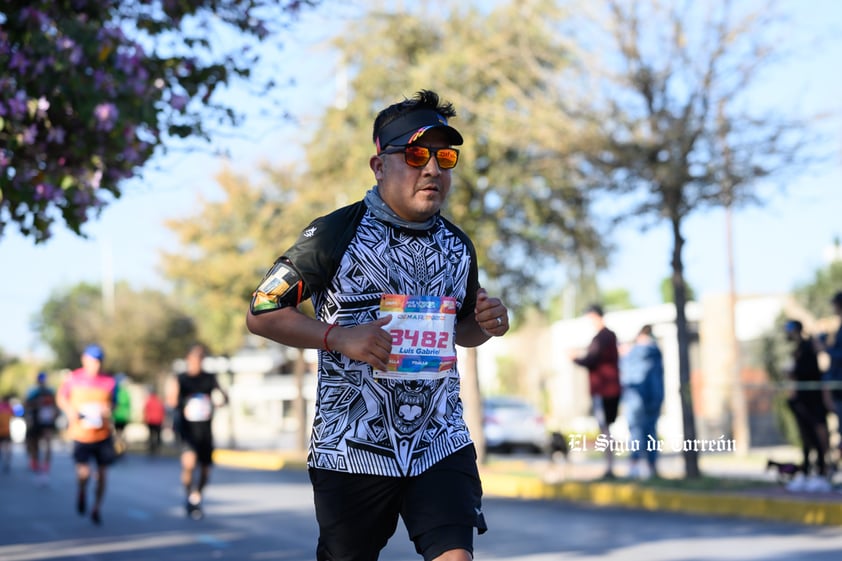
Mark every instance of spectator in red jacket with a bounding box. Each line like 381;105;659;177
143;388;166;456
570;304;621;479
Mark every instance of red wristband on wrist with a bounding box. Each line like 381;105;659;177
323;323;338;351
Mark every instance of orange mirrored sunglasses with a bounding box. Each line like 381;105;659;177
380;145;459;169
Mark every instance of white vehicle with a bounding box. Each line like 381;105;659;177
482;396;549;454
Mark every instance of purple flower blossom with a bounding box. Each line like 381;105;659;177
47;126;66;144
34;183;58;201
57;37;76;51
7;91;27;119
19;7;48;27
9;51;29;73
170;94;189;111
93;102;119;131
21;125;38;145
35;97;50;118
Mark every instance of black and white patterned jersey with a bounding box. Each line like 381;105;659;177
283;200;480;477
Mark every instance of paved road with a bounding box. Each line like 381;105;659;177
1;448;841;561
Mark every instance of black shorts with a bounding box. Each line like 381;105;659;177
180;422;214;465
592;395;620;429
26;424;55;441
309;445;487;561
73;437;117;467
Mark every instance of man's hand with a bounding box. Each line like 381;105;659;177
474;288;509;337
328;316;394;371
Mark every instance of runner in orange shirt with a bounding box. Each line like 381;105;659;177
57;344;118;525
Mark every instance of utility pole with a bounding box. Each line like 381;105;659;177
726;205;749;455
719;101;749;455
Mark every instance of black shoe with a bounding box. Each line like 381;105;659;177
186;502;203;520
77;493;86;516
91;510;101;525
186;497;203;520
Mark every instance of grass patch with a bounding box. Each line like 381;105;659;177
635;475;777;492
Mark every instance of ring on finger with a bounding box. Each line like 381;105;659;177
495;317;503;327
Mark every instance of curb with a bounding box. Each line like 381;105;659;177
212;449;308;471
211;449;842;527
479;471;842;527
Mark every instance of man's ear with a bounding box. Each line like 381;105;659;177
370;154;384;179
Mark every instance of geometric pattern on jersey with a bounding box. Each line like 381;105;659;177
307;211;474;476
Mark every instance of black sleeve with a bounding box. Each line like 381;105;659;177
440;216;480;321
283;201;368;294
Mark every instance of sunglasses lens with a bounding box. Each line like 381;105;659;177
404;146;431;167
400;146;459;169
436;149;458;169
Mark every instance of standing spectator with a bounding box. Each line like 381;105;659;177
111;374;132;456
818;291;842;458
166;343;228;520
143;387;166;456
0;394;14;473
56;344;118;525
569;303;621;479
246;89;507;561
620;325;665;479
24;371;59;479
783;320;831;492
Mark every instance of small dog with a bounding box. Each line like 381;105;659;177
548;431;569;462
766;459;801;483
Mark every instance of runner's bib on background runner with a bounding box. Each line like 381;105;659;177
183;394;213;422
375;294;457;380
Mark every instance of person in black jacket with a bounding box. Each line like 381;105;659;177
783;320;830;492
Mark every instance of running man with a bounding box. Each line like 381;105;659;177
24;371;59;479
56;344;118;525
165;343;228;520
0;394;14;473
246;89;509;561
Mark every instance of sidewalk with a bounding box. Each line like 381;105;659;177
211;444;842;527
480;446;842;527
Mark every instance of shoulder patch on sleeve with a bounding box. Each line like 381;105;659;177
250;259;305;315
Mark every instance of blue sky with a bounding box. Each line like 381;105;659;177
1;1;841;358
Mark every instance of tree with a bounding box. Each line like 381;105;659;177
794;257;842;319
160;164;314;355
303;0;607;460
35;281;197;384
660;276;695;304
0;0;317;243
572;0;817;477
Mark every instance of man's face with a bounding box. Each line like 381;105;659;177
370;129;453;222
187;347;205;375
81;354;102;375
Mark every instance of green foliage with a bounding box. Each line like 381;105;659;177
160;165;310;354
601;288;634;311
793;258;842;318
0;353;47;399
758;317;801;447
0;0;317;243
660;277;696;304
33;281;197;383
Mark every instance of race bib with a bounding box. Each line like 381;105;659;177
78;403;103;429
184;394;213;422
374;294;457;380
37;405;57;424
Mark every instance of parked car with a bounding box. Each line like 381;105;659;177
482;396;549;454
